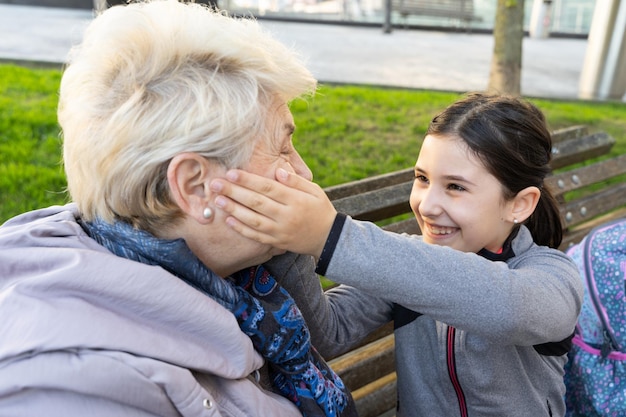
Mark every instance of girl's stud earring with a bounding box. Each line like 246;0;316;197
203;207;213;219
513;218;519;224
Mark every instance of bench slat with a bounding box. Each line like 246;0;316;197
332;182;412;221
547;154;626;195
560;183;626;228
382;217;420;234
550;131;615;170
352;372;397;417
392;0;479;20
329;334;395;390
560;207;626;250
325;169;413;201
551;125;588;143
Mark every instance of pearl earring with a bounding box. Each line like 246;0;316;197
203;207;213;219
513;218;519;224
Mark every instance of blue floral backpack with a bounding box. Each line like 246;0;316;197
564;218;626;417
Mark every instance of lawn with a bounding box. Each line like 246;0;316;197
1;63;626;224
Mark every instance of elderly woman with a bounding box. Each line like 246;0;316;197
0;1;356;416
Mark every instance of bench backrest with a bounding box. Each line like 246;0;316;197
325;125;626;250
392;0;476;19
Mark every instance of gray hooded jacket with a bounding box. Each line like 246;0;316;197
268;216;583;417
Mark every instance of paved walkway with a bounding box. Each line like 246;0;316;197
0;3;592;100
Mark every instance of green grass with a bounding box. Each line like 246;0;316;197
2;63;626;225
0;65;66;222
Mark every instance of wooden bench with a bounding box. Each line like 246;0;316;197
323;125;626;417
382;0;482;33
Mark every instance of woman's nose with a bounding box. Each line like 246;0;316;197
291;151;313;181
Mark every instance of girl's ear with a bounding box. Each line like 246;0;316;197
167;153;221;224
511;186;541;223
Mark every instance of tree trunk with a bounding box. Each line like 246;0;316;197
488;0;525;96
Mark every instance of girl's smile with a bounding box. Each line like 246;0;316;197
421;223;459;239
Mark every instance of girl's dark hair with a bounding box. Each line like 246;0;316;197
427;92;562;248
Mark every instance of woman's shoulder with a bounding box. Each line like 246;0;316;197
1;203;79;226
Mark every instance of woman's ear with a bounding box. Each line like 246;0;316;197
167;153;221;224
510;186;541;223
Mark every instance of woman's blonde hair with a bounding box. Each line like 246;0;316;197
59;0;316;231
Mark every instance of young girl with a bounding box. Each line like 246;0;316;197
210;93;584;417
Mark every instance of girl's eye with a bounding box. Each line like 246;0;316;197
447;183;466;192
414;174;429;184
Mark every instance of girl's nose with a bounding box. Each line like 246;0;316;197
416;187;443;218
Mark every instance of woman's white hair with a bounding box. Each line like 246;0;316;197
59;0;316;230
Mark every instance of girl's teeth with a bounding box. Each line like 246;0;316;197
430;226;453;235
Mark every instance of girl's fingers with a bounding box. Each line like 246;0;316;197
213;192;290;247
215;194;276;233
210;168;338;258
221;212;282;247
211;174;284;221
228;168;322;203
274;168;322;195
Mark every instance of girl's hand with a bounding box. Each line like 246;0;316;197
210;168;338;259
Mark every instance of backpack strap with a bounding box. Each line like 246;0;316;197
582;221;623;357
571;331;626;361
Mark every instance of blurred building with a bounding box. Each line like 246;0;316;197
222;0;595;37
0;0;596;36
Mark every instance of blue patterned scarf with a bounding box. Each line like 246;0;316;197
82;218;357;417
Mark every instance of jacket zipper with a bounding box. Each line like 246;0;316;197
447;326;468;417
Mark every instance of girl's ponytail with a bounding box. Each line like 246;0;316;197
526;187;563;249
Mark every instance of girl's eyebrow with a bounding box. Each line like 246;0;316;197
443;174;476;186
415;165;476;186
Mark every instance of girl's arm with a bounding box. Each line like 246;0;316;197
264;252;393;358
320;218;583;346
